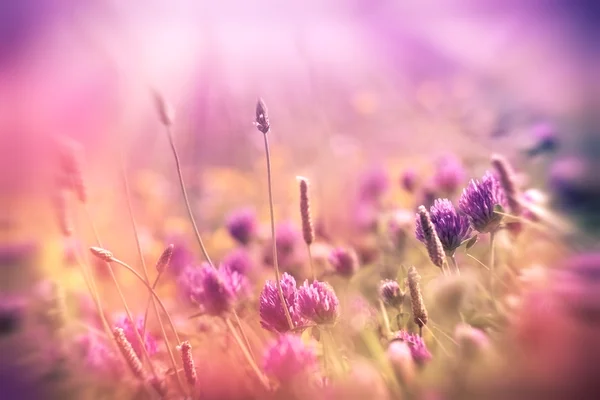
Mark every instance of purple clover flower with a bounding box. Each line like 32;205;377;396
433;154;466;194
358;166;390;202
220;262;251;300
400;168;418;193
379;280;404;308
416;198;472;254
222;248;254;276
113;314;158;358
259;273;304;333
263;333;317;383
225;208;258;246
77;333;122;376
393;330;432;365
459;172;507;233
328;247;359;278
189;265;235;316
297;280;340;325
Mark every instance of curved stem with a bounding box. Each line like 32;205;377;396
83;207;158;380
118;151;186;396
110;257;181;344
142;272;163;335
233;311;255;362
263;132;294;330
166;126;213;266
224;318;270;390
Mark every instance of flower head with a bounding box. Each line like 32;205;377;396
221;248;254;276
297;280;340;325
392;330;432;365
400;168;418;192
220;262;251;300
329;247;359;278
358;166;390;202
416;199;472;254
189;265;235;316
259;273;303;332
406;266;428;328
113;314;158;358
263;334;317;382
255;98;270;134
379;280;405;308
454;323;490;359
415;206;447;268
433;154;466;194
226;208;258;246
459;172;507;233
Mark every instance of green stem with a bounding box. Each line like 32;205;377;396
118;151;186;396
225;318;270;390
166;126;213;267
263;132;294;330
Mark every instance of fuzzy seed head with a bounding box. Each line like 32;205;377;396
416;206;447;268
113;327;144;379
155;244;174;273
53;190;73;237
89;247;114;262
152;90;174;127
55;138;87;203
298;177;314;245
416;199;472;255
179;341;197;386
255;98;270;134
491;154;522;216
406;266;428;328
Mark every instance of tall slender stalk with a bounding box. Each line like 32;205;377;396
83;208;158;379
118;150;186;396
449;253;460;276
307;245;316;281
142;272;164;335
224;318;270;390
263;133;294;330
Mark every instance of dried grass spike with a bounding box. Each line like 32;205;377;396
53;190;73;237
55;137;87;203
255;98;270;134
152;90;174;127
298;177;314;245
417;206;446;269
491;154;522;216
179;341;197;387
155;244;174;273
114;327;145;379
90;246;114;262
406;266;428;329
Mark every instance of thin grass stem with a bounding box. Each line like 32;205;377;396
224;318;270;390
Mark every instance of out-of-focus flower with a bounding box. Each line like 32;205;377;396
433;154;466;195
416;199;471;255
326;360;390;400
521;188;548;221
77;333;122;377
387;209;413;251
188;265;235;317
264;222;302;267
328;247;359;278
163;235;194;276
526;122;558;157
392;330;432;365
155;244;174;273
454;323;490;359
379;280;405;308
259;273;304;333
491;154;522;217
263;333;317;383
415;206;447;269
400;168;419;193
357;166;390;203
459;172;507;233
221;248;254;276
113;315;158;358
297;280;340;325
343;296;378;333
518;264;549;288
552;253;600;322
226;208;258;246
220;262;251;300
0;296;26;336
353;203;380;233
387;340;416;385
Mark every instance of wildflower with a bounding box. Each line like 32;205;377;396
328;247;359;278
400;168;418;192
459;172;506;233
387;340;416;384
220;262;251;300
114;315;158;358
552;253;600;322
416;199;471;255
155;244;174;273
392;330;432;365
406;266;428;329
225;208;258;246
178;341;197;387
189;265;235;317
221;248;254;276
433;154;466;194
297;280;340;325
260;273;303;332
416;206;447;269
344;296;378;333
454;323;490;359
379;280;405;308
165;234;194;276
526;122;558;157
357;166;390;203
387;209;413;250
113;327;145;379
263;334;317;382
255;98;270;134
263;222;303;270
77;333;122;376
298;177;314;246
